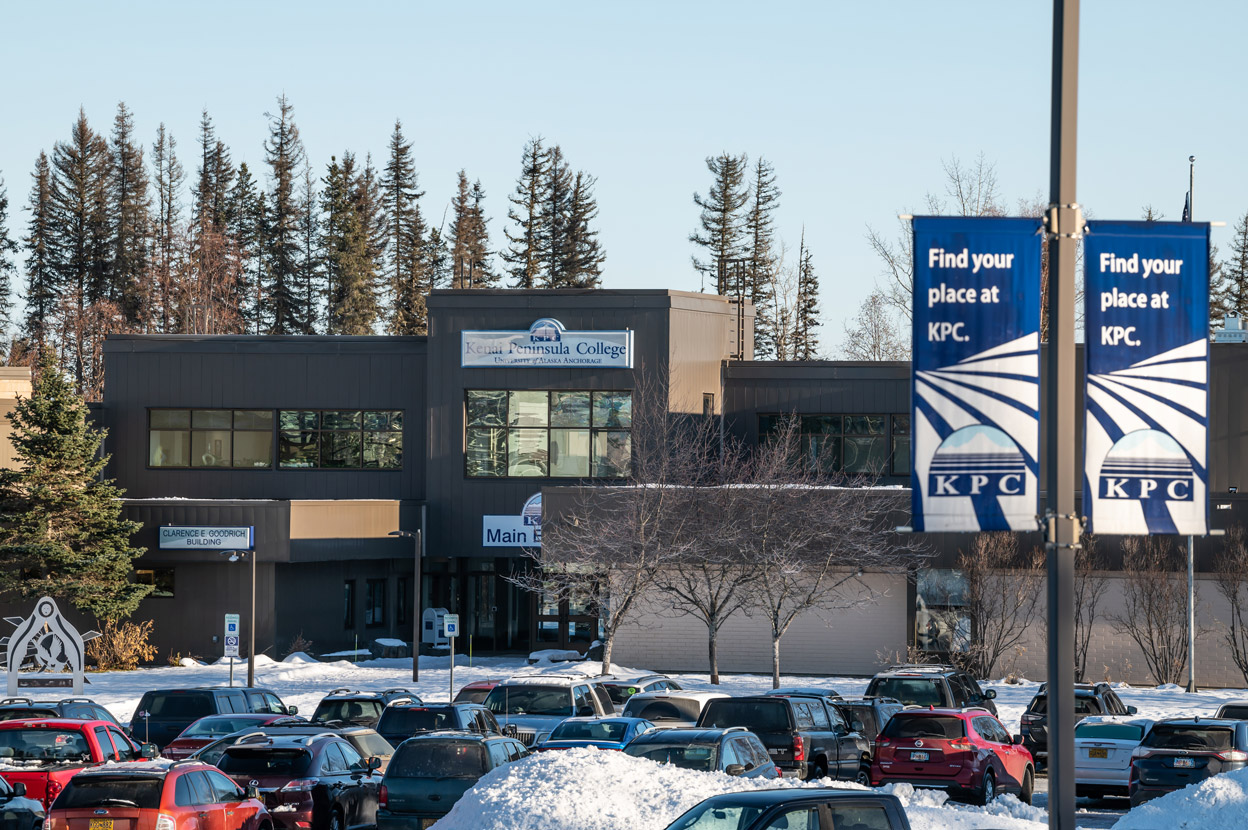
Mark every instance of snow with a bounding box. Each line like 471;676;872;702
1111;766;1248;829
374;638;408;648
318;649;372;658
282;652;318;664
528;649;583;663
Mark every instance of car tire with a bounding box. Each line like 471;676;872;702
808;758;829;781
974;768;996;806
855;763;872;787
1020;767;1034;806
328;808;344;830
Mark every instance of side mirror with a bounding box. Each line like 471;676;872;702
983;689;997;700
10;782;25;797
503;724;518;738
1013;735;1024;746
851;721;865;734
141;743;159;759
724;764;746;777
246;783;260;801
287;705;299;716
367;756;382;772
1128;706;1138;715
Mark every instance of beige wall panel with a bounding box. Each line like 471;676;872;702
289;500;401;539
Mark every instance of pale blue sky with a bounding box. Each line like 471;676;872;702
2;1;1243;349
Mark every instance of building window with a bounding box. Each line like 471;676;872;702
396;577;408;625
136;568;175;598
343;580;356;629
758;413;909;475
278;410;403;469
365;579;386;627
703;393;715;418
148;409;274;468
915;569;971;654
892;414;911;476
465;391;631;478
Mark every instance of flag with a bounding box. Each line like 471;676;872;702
1182;192;1190;222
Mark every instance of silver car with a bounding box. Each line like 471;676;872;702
1073;716;1154;800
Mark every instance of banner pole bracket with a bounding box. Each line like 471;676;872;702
1045;203;1085;240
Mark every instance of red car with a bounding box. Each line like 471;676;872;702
46;761;270;830
870;707;1034;805
452;680;501;705
163;713;304;760
0;718;157;809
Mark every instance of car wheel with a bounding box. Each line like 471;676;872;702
328;808;344;830
974;768;996;806
808;759;829;781
855;763;872;787
1020;767;1034;806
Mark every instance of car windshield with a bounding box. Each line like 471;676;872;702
388;741;487;778
483;686;572;717
55;777;163;809
218;748;312;777
699;700;790;732
184;716;269;737
1142;724;1235;752
881;715;965;740
624;742;718;771
139;693;213;720
1028;697;1099;715
549;721;629;742
0;728;91;763
377;708;458;736
1075;723;1145;741
314;700;384;724
623;698;702;723
868;678;946;707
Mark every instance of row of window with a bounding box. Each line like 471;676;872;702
759;413;911;476
343;578;407;629
147;409;403;470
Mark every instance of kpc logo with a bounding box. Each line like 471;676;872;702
1098;429;1195;502
928;425;1027;497
521;492;543;526
528;318;564;343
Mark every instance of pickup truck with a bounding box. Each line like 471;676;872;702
0;718;157;808
696;695;873;782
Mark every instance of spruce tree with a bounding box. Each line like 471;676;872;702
352;153;387;305
424;224;451;292
261;95;306;334
793;229;822;360
382;122;433;336
561;171;604;288
226;162;264;333
503;137;546;288
109;102;152;326
744;157;780;358
0;174;16;344
322;156;377;335
467;179;497;286
151;124;185;333
1215;211;1248;323
690;152;749;293
537;145;572;288
0;350;148;619
296;163;322;333
449;171;496;287
23;153;58;350
192;111;234;236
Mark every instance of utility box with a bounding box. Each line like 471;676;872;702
422;608;449;646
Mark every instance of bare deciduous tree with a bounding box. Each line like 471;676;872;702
841;289;909;361
1073;534;1109;683
1111;536;1191;685
1215;525;1248;682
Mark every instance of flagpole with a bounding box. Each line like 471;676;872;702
1189;155;1195;221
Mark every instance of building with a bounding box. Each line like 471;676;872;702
8;289;1248;685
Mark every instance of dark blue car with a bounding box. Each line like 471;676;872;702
534;717;653;751
1129;717;1248;807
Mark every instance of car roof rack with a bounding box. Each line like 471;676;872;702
381;688;414;695
885;664;955;673
0;698;34;706
962;706;993;714
324;688;357;696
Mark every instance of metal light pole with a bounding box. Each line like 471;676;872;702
1187;535;1197;692
390;529;422;682
1045;2;1080;829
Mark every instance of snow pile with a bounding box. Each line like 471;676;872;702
178;657;204;667
374;638;407;648
528;649;583;663
282;651;318;664
1112;766;1248;830
432;748;1047;830
211;655;278;667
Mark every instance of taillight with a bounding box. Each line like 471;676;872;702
1131;746;1150;760
379;784;388;809
46;778;64;805
155;815;175;830
1218;750;1248;762
878;738;891;747
775;769;782;778
793;735;805;762
281;779;318;792
948;738;973;751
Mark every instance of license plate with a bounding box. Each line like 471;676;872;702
1088;747;1108;759
910;751;929;762
89;821;113;830
1174;757;1194;768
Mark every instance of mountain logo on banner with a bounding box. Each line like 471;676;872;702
929;426;1027;497
1084;338;1207;534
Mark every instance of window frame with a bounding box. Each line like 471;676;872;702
147;408;277;471
343;580;356;630
136;568;175;599
277;409;404;471
365;578;387;628
757;412;911;476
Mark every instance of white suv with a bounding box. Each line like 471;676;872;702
481;674;612;746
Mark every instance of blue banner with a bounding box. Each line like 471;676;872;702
911;216;1043;532
1083;221;1210;535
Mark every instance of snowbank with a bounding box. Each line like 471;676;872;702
1112;766;1248;829
211;655;278;667
431;748;1048;830
282;651;318;664
528;649;582;663
178;657;204;667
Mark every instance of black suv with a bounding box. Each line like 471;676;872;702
0;697;126;730
696;695;871;783
865;665;998;716
130;687;296;749
312;690;421;728
375;702;500;746
189;723;395;771
1129;718;1248;807
833;697;905;743
1020;682;1136;765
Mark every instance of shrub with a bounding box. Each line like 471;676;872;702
87;619;158;671
284;631;313;658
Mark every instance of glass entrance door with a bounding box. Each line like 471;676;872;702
466;570;497;651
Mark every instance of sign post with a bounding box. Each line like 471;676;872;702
224;614;241;687
443;614;460;701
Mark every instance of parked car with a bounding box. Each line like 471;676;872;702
663;788;912;830
865;665;998;716
376;702;500;746
1020;681;1136;766
216;733;383;830
189;723;395;771
129;687;296;749
599;676;682;712
312;690;420;728
696;695;871;783
766;687;843;707
1073;717;1155;800
624;727;778;779
452;679;502;705
375;732;530;829
870;707;1034;805
0;776;41;830
46;762;269;830
0;719;157;809
163;713;306;760
620;691;729;727
1129;717;1248;808
1215;701;1248;719
834;697;905;744
482;675;612;747
0;698;126;731
535;717;654;751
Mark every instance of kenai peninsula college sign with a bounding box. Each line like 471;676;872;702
462;318;633;368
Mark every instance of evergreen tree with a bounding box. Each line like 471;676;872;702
450;171;496;287
424;224;451;292
261;95;306;334
22;153;58;350
467;179;497;286
0;174;16;344
502;136;546;288
351;153;387;306
226;162;264;333
561;171;604;288
690;152;749;293
744;157;781;358
537;145;572;287
382;122;432;335
793;229;821;360
192;111;234;235
1215;211;1248;324
296;163;322;333
322;156;377;334
0;350;148;619
151;124;185;333
108;102;151;326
